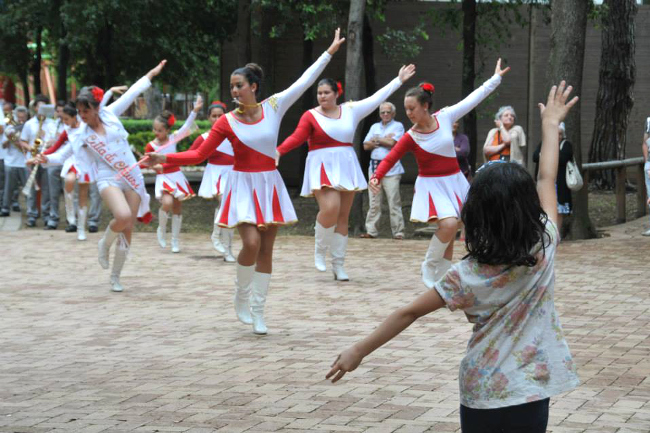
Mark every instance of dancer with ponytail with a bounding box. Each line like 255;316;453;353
146;96;202;253
38;61;166;292
276;66;415;281
370;59;510;289
147;30;345;334
190;100;236;262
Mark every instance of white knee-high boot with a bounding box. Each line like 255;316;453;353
171;214;182;253
157;209;169;248
314;221;335;272
64;191;76;228
110;235;129;292
211;207;226;254
221;228;236;263
331;233;350;281
250;272;271;335
234;263;254;324
421;234;451;289
77;207;87;241
98;226;120;269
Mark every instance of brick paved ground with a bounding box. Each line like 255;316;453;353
1;218;649;432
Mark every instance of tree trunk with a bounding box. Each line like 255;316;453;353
588;0;637;188
360;12;377;179
525;4;537;170
257;4;275;94
236;0;252;65
294;38;314;196
57;34;69;101
32;26;43;97
546;0;595;239
345;0;366;235
461;0;478;172
19;70;30;107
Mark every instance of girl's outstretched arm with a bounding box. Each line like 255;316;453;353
537;81;579;225
326;289;445;383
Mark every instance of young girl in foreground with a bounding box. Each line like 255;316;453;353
327;82;581;433
146;97;201;253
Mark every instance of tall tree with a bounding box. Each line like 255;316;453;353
461;0;478;171
588;0;637;187
236;0;252;65
345;0;366;234
546;0;595;239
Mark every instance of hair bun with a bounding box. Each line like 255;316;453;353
419;82;435;94
244;63;264;81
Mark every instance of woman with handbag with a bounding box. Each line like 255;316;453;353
533;121;573;232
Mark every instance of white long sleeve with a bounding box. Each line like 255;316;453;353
350;76;403;126
46;143;73;165
100;90;113;108
445;74;502;123
274;52;332;117
107;76;152;117
170;111;197;143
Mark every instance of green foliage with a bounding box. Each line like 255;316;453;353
124;119;208;155
260;0;343;41
377;25;429;65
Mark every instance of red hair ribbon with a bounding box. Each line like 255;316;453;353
167;114;176;127
336;81;344;97
91;87;104;103
420;83;435;94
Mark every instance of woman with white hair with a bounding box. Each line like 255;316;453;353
483;105;526;164
533;122;573;232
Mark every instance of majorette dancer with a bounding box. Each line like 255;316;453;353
370;59;510;289
145;97;201;254
147;29;345;335
276;65;415;281
37;61;166;292
42;88;123;240
189;101;236;262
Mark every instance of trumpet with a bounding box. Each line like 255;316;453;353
2;114;23;152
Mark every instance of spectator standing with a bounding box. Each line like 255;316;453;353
453;120;471;180
483;106;526;165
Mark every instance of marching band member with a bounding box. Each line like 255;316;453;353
370;59;510;289
190;100;236;262
147;29;345;335
1;106;29;217
36;61;166;292
276;65;415;281
146;97;201;253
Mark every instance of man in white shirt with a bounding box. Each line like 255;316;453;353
20;95;56;227
41;101;66;229
1;106;32;217
642;117;650;236
361;102;406;239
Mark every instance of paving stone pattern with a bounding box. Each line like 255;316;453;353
1;219;649;432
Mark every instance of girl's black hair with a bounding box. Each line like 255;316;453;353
462;162;551;267
232;63;264;100
405;84;435;114
154;110;174;130
76;86;101;109
62;101;77;117
317;78;338;96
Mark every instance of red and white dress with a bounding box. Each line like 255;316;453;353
277;76;404;197
165;51;333;228
146;112;197;201
190;131;234;198
373;74;502;222
44;122;98;184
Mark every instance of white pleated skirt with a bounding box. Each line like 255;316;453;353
217;169;297;229
68;158;98;184
154;171;195;201
411;172;470;223
198;163;233;199
60;157;77;178
300;146;367;197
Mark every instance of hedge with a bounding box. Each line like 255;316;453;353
122;118;211;154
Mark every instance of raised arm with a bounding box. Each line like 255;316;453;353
349;65;415;125
276;111;314;156
372;134;415;182
170;110;198;142
273;29;344;116
107;61;166;116
43;130;68;155
537;81;578;225
445;59;510;123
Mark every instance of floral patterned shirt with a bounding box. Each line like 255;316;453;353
434;220;579;409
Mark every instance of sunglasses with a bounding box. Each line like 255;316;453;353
380;111;392;115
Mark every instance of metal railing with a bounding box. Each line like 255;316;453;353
581;157;647;224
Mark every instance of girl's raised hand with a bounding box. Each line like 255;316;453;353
369;177;381;194
193;95;204;113
326;346;364;383
327;28;346;55
495;58;511;77
538;81;579;124
398;64;416;84
147;60;167;80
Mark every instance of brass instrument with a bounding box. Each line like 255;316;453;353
22;111;49;198
1;113;22;151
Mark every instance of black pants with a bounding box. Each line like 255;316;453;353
460;398;549;433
